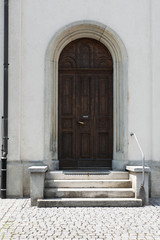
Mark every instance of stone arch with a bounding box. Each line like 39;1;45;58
44;20;128;170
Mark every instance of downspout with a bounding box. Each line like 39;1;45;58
1;0;9;199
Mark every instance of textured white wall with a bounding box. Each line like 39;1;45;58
151;0;160;161
0;0;159;162
8;0;22;161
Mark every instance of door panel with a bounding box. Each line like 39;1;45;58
76;73;94;164
94;73;113;164
58;38;113;169
58;73;77;168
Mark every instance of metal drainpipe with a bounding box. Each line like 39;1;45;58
1;0;9;199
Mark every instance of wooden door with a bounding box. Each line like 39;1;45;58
58;38;113;169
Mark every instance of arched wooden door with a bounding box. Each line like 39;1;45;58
58;38;113;169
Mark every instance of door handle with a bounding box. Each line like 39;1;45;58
77;121;85;125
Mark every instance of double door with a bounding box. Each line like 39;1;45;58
58;70;113;169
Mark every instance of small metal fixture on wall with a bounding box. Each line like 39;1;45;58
1;0;9;199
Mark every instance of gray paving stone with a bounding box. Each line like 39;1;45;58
0;198;160;239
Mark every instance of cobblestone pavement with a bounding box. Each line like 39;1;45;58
0;199;160;240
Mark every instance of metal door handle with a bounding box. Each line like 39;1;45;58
77;121;85;125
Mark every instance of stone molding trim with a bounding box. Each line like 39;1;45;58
44;20;128;169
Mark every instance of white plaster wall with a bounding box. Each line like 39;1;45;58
151;0;160;161
0;0;158;163
0;1;22;162
8;0;22;161
150;0;160;197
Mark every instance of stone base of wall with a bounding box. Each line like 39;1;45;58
150;161;160;198
113;160;160;197
0;160;160;198
0;161;45;198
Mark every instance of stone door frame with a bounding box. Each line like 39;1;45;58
44;20;128;170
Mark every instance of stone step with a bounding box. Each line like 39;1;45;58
45;179;132;188
37;198;142;207
45;171;129;180
44;188;135;198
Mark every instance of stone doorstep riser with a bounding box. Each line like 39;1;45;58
44;190;135;198
45;172;129;180
43;171;136;207
37;199;142;207
45;180;132;188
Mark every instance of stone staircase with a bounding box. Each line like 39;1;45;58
37;171;142;207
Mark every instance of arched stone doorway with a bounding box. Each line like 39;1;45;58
58;38;113;169
44;21;128;170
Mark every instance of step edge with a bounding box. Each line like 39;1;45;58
44;188;135;191
45;179;131;182
38;197;142;201
37;198;142;207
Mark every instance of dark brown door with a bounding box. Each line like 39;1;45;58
58;38;113;169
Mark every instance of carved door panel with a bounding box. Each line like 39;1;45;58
58;72;76;168
76;73;94;168
58;38;113;169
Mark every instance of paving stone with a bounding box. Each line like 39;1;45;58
0;199;160;239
